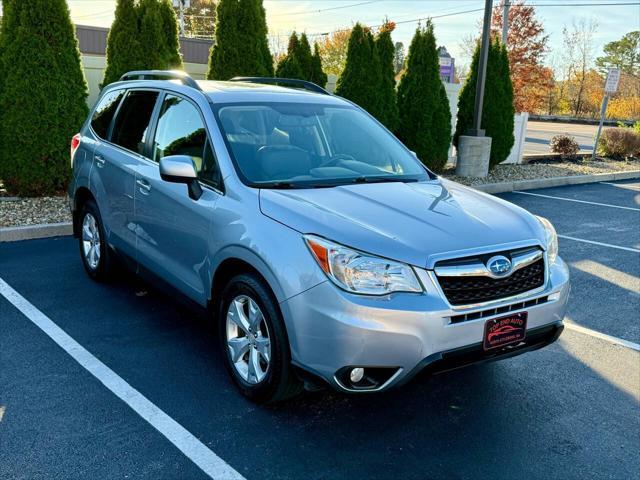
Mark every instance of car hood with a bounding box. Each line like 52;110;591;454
259;178;546;268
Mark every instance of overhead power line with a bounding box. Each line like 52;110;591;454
271;0;382;18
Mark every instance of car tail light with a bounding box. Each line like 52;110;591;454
70;133;81;168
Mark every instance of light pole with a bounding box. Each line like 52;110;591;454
502;0;510;44
468;0;493;137
456;0;494;178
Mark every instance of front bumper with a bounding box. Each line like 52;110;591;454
280;257;570;392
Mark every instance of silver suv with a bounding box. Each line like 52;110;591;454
69;71;570;403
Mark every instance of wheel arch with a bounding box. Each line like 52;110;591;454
72;187;97;238
209;247;286;319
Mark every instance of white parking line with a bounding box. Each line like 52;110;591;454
558;234;640;253
600;182;640;191
0;277;245;480
564;322;640;352
513;191;640;211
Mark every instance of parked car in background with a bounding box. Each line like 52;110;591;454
69;71;570;403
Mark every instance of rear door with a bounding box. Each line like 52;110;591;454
134;92;223;304
96;89;160;258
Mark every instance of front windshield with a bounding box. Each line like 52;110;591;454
214;102;431;188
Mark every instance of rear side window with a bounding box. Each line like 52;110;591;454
111;90;159;156
90;89;124;139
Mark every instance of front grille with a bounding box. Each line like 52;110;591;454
450;296;549;324
436;257;545;306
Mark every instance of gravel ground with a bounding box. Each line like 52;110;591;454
1;159;639;228
444;158;640;186
0;196;70;228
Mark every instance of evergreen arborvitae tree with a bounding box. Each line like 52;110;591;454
276;32;304;79
295;33;314;79
103;0;182;86
454;37;515;168
375;25;399;132
310;43;328;87
335;23;382;120
138;0;168;70
158;0;183;68
397;22;451;172
208;0;273;79
102;0;142;86
0;0;88;196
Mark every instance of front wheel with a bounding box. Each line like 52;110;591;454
219;273;303;403
78;200;111;281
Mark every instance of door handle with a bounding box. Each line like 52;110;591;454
136;179;151;194
95;155;106;168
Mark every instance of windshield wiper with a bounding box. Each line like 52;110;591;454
255;181;300;189
350;176;420;184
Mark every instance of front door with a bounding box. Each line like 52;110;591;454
134;93;223;304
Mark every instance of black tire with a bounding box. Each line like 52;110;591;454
78;200;112;281
218;273;303;403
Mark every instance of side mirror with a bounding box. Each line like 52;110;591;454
159;155;202;200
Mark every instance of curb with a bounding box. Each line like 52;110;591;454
471;170;640;194
1;171;639;242
0;222;73;242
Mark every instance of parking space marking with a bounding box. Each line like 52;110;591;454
564;321;640;352
512;191;640;211
0;277;246;480
558;234;640;253
600;182;640;191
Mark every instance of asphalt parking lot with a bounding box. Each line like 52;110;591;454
1;180;639;480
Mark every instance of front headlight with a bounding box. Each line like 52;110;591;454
304;235;423;295
536;216;558;264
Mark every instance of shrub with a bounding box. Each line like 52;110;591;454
335;23;382;120
396;22;451;172
597;128;640;159
207;0;273;80
550;134;579;158
0;0;88;196
454;38;515;169
375;23;399;132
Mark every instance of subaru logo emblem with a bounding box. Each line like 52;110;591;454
487;255;512;277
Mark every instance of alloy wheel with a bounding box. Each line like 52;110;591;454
225;295;271;384
81;213;101;270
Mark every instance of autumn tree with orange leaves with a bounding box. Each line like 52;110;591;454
490;0;549;113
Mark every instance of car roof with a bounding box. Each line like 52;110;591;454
105;79;348;106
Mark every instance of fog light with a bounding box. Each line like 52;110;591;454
548;292;561;301
349;367;365;383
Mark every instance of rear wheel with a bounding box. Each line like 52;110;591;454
219;273;303;403
78;200;111;281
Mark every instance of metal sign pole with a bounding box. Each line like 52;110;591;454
592;94;610;160
592;68;620;160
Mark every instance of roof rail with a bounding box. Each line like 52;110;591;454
119;70;202;91
229;77;330;95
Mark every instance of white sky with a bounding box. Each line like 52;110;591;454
3;1;639;67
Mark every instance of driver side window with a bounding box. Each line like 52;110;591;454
153;95;222;189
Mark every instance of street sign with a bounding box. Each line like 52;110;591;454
604;68;621;94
